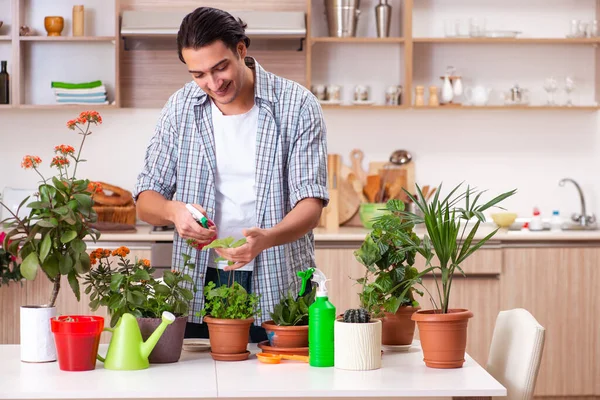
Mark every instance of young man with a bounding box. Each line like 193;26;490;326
133;7;328;342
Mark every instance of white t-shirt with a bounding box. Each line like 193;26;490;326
210;99;259;271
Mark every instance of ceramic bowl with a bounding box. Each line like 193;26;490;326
44;16;64;36
359;203;391;229
491;212;518;228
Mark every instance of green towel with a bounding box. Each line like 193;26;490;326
51;80;103;89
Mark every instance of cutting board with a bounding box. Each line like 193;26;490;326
368;161;415;195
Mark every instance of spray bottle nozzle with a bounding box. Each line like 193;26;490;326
311;268;330;297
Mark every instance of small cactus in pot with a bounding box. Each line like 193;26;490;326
334;308;381;371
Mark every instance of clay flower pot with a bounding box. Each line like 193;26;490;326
334;319;382;370
412;308;473;369
44;16;64;36
137;315;187;364
261;320;308;348
382;305;419;346
204;316;253;361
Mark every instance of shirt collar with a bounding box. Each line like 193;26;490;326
191;57;277;105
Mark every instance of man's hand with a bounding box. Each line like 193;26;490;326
215;228;271;271
169;201;217;244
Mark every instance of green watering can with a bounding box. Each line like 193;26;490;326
97;311;175;370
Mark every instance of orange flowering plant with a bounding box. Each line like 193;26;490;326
0;111;103;307
83;246;196;327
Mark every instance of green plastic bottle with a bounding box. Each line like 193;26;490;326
308;268;336;367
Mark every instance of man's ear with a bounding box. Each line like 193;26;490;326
237;42;247;59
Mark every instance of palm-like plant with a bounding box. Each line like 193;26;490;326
396;182;516;314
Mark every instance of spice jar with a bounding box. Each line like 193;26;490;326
72;5;84;37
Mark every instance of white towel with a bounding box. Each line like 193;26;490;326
53;86;107;95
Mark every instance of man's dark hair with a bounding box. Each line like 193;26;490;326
177;7;251;63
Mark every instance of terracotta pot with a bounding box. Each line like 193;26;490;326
137;315;187;364
261;320;308;348
44;16;64;36
382;305;419;346
204;316;253;360
411;309;473;369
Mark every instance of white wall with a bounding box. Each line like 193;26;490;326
0;107;598;220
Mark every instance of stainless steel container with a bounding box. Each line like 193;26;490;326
375;0;391;38
324;0;361;37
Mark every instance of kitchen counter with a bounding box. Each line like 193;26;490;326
88;224;600;244
0;341;506;399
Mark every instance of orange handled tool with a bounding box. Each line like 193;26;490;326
256;352;309;364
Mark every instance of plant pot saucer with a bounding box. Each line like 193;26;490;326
382;343;412;352
182;339;211;352
257;340;309;356
210;350;250;361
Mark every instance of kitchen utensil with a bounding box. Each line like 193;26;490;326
364;175;381;203
339;176;361;224
504;84;529;106
414;86;425;106
256;352;309;364
350;149;367;185
389;150;412;165
378;166;406;202
491;212;517;228
348;172;368;202
324;0;361;38
387;173;407;201
375;0;391;38
369;152;415;196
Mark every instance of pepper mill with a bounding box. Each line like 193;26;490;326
414;86;425;106
72;5;84;36
428;86;439;106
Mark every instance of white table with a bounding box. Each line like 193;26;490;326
0;342;506;400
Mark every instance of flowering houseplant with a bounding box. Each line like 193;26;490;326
83;246;196;328
0;231;22;286
0;111;103;306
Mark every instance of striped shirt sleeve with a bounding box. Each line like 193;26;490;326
288;94;329;208
133;98;179;201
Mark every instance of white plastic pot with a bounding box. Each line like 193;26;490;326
334;319;382;370
20;305;57;363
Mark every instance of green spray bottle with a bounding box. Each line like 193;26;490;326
308;268;336;367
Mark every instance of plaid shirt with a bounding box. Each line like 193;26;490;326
134;58;329;324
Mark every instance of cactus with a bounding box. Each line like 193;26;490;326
343;308;371;323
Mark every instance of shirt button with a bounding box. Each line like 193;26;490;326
207;208;213;213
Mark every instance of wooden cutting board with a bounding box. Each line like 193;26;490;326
369;161;415;195
320;154;361;229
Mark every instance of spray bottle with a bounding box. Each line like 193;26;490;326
308;268;336;367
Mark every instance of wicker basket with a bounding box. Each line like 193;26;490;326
93;204;136;225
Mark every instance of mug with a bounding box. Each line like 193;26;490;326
385;85;402;105
311;84;326;101
354;85;370;102
326;84;341;101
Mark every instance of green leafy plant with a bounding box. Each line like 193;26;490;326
190;236;247;266
0;111;103;307
270;286;316;326
0;232;22;286
201;280;260;320
83;246;196;327
399;182;516;314
354;199;423;317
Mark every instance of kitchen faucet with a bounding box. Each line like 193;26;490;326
558;178;596;228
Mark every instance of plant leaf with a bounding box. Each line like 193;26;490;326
21;252;40;280
68;271;80;301
39;234;51;263
60;230;77;244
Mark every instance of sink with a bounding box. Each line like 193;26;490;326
560;223;598;231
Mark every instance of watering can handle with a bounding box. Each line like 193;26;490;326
96;327;113;363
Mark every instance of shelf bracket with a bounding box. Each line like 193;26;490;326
297;38;305;52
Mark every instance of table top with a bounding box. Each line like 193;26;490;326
0;341;506;399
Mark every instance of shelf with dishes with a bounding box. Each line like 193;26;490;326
19;36;116;42
310;37;404;44
413;37;600;45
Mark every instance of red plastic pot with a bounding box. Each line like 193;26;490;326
51;315;104;371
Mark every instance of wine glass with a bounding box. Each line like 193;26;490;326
544;77;558;106
565;76;575;107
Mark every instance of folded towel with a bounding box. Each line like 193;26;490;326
54;86;106;95
55;93;107;99
56;98;109;104
51;80;103;89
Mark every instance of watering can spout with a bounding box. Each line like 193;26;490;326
141;311;175;359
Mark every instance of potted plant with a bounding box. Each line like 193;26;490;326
0;111;103;363
261;285;316;349
200;277;260;361
0;231;22;286
334;308;382;371
401;183;516;369
354;199;423;347
83;246;195;363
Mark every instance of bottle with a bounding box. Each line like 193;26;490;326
72;5;85;37
0;61;9;105
529;207;544;231
550;210;562;232
375;0;392;38
308;268;336;367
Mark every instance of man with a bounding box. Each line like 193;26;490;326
133;7;328;342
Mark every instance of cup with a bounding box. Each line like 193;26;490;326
311;84;326;101
326;84;341;102
354;85;370;102
385;85;402;105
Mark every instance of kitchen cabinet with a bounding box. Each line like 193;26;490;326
502;247;599;397
315;247;365;313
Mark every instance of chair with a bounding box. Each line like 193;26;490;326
486;308;546;400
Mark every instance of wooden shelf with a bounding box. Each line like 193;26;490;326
0;36;11;42
17;104;117;110
0;105;13;109
414;37;600;44
321;104;407;110
411;105;599;111
311;37;404;44
19;36;116;42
